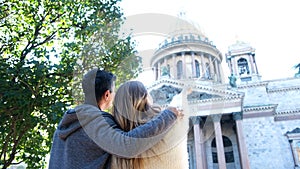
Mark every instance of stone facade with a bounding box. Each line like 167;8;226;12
145;22;300;169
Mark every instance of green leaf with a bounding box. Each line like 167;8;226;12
0;0;138;168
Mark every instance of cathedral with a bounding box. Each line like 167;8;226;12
138;15;300;169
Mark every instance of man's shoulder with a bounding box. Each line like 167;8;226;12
74;104;114;119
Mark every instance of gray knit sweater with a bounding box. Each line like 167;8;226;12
48;68;177;169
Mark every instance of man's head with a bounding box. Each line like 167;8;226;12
95;69;116;110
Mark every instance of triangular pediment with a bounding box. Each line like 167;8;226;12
149;84;224;105
148;79;244;104
147;79;244;116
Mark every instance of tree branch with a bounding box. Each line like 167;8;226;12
0;119;16;168
7;125;29;168
32;31;57;49
46;72;72;78
0;44;8;55
20;30;57;62
19;79;36;97
0;3;10;22
50;13;63;24
11;160;24;165
20;12;47;62
19;9;66;62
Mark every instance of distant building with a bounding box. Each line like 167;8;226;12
144;18;300;169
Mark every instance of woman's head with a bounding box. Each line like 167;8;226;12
111;81;161;169
112;81;159;131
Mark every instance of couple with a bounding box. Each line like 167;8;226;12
49;68;189;169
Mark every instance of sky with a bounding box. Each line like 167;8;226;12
119;0;300;83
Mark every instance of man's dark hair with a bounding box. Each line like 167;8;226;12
95;69;116;102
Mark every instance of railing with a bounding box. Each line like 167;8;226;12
156;34;216;52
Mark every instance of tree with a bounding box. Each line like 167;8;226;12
72;16;141;103
0;0;140;168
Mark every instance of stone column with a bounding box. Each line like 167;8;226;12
212;114;226;169
248;54;255;74
172;54;176;78
214;59;218;80
233;112;250;169
182;52;186;79
191;116;206;169
217;60;222;82
200;53;205;78
227;56;233;74
192;51;196;78
158;61;161;79
154;63;158;80
200;120;208;169
209;55;214;78
289;140;300;167
232;56;238;77
253;55;259;75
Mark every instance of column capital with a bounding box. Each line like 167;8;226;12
211;114;222;122
233;112;243;120
190;116;201;125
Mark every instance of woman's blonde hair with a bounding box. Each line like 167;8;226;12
111;81;160;169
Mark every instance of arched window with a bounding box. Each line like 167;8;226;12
211;136;234;163
177;60;183;79
205;63;211;79
195;60;200;78
237;58;250;75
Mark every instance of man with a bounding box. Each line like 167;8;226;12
49;68;182;169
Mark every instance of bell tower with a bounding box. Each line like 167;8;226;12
226;41;261;83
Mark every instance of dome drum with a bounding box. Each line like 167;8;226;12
151;50;223;83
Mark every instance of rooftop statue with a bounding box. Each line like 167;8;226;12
294;63;300;78
228;73;237;87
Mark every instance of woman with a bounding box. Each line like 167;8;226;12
111;81;189;169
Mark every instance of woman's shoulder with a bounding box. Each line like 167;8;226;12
100;111;121;128
100;111;114;119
